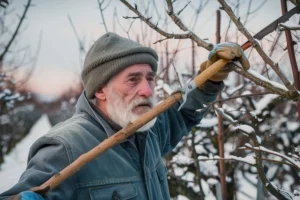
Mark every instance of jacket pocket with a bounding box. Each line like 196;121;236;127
155;160;170;199
156;160;167;181
89;183;137;200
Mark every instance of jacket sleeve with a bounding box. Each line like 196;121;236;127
153;80;224;156
0;136;76;200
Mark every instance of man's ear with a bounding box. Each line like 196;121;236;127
95;88;106;101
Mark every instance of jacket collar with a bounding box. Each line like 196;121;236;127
75;91;117;138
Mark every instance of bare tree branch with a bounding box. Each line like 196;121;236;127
243;147;300;171
177;1;190;16
279;23;300;31
211;91;272;105
230;64;299;101
238;130;293;199
16;30;43;87
218;0;298;95
151;0;162;19
68;15;86;54
120;0;213;50
0;0;32;63
254;157;298;170
97;0;110;32
0;0;8;8
188;0;209;30
247;0;267;15
165;0;188;31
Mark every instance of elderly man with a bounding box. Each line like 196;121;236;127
0;32;249;200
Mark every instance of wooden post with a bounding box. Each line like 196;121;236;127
216;9;227;200
280;0;300;123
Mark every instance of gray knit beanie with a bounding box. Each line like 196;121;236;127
82;32;158;99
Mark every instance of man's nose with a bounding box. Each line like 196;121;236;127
137;79;153;98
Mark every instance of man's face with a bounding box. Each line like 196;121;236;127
98;64;157;131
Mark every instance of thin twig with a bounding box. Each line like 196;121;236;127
189;0;209;30
213;91;272;104
253;157;298;170
68;15;86;54
166;0;188;31
16;30;43;87
243;147;300;171
177;1;190;16
279;24;300;31
152;0;161;19
158;39;181;79
97;0;110;33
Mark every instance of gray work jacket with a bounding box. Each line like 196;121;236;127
0;83;222;200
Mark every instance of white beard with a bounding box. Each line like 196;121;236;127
106;86;157;132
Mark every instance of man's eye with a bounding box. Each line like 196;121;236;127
147;77;154;82
129;77;138;82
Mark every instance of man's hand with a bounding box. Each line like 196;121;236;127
200;42;250;82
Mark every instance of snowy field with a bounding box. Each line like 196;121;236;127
0;115;52;193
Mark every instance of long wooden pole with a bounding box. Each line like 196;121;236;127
29;59;229;196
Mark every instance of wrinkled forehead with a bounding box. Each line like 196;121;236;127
104;64;156;87
116;64;156;78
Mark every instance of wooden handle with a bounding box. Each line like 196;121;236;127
194;59;230;87
242;41;252;51
30;58;229;196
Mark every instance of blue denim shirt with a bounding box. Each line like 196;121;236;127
0;82;222;200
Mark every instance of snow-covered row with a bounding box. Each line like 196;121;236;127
0;114;52;193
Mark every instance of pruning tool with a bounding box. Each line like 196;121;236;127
178;5;300;110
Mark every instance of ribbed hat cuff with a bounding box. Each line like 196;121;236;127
84;52;158;99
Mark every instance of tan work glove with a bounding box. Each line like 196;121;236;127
200;42;250;82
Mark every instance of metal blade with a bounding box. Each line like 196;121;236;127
254;5;300;40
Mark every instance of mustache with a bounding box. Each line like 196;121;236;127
128;97;154;110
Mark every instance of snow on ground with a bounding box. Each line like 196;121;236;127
0;114;52;193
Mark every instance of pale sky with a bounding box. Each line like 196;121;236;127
4;0;289;97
